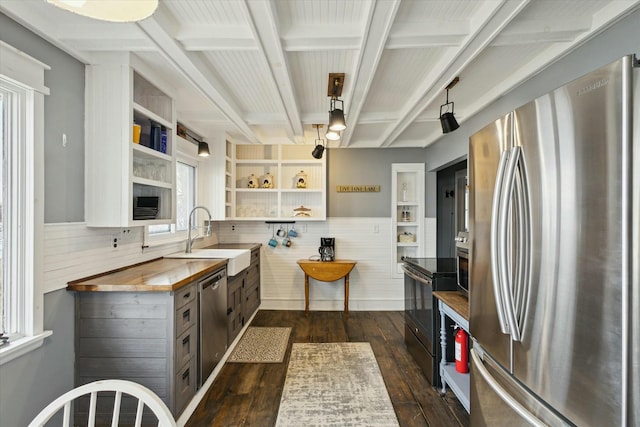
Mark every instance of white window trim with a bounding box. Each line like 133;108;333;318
0;41;50;366
143;144;200;248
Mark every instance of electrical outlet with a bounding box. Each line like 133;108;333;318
373;224;379;233
231;224;236;231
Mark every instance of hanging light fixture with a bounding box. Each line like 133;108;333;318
311;124;326;159
198;140;210;157
440;77;460;134
327;73;346;132
325;129;341;141
46;0;158;22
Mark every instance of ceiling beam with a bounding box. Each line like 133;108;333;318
244;0;304;142
177;24;257;51
137;7;260;144
339;0;403;148
378;0;531;147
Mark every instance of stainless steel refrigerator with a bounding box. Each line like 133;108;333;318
469;55;639;426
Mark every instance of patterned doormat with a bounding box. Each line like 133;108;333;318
227;327;291;363
275;342;399;427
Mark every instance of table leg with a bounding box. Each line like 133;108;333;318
344;273;349;315
304;274;309;316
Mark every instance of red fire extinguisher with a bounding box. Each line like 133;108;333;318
455;327;469;373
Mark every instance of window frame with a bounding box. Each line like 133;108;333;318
143;141;200;247
0;41;51;366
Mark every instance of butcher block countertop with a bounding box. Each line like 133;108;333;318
433;291;469;321
67;258;227;292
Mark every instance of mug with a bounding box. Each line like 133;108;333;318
268;237;278;247
288;227;298;237
276;227;286;237
282;237;292;247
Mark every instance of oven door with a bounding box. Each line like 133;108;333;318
402;264;434;354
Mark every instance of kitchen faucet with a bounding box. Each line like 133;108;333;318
186;206;212;253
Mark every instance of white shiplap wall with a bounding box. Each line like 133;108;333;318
44;218;437;311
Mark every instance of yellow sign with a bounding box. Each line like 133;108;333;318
336;185;380;193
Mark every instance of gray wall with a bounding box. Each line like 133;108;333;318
0;291;75;427
327;148;438;217
0;12;83;427
0;12;85;223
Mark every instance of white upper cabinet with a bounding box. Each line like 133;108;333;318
85;52;176;227
392;163;425;277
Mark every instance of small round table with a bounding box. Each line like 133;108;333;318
296;259;357;315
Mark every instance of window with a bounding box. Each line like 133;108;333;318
145;158;197;242
0;41;51;364
176;160;196;231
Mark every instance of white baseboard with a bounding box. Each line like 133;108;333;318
260;298;403;311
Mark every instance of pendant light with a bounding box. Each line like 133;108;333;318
440;77;460;134
325;129;341;141
46;0;158;22
311;124;326;159
198;140;210;157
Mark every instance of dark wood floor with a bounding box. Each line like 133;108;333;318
185;310;469;427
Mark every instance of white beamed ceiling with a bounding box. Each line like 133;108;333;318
2;0;638;147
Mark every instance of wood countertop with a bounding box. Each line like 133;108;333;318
433;291;469;321
67;258;228;292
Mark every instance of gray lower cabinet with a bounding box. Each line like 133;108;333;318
74;282;198;422
244;248;261;321
227;247;261;345
227;272;244;345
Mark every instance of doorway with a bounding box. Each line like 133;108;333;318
436;160;467;258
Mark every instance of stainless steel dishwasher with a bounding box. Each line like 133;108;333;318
198;268;227;387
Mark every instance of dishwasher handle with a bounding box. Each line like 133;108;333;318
200;270;226;291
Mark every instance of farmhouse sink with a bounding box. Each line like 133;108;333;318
165;248;251;276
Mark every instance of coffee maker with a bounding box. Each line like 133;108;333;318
319;237;335;262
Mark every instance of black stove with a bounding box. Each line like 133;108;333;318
403;257;458;388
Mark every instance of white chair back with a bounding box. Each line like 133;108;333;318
29;379;177;427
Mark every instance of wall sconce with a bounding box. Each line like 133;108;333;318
440;77;460;134
198;140;210;157
328;73;346;133
311;124;326;159
46;0;158;22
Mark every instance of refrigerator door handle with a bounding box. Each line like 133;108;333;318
499;146;522;341
471;348;546;427
514;155;532;338
491;150;511;334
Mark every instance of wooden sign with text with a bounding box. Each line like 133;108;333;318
336;185;380;193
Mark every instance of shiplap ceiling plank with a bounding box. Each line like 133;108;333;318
1;0;638;147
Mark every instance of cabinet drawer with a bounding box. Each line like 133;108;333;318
175;325;196;371
175;284;196;310
174;356;197;415
175;298;196;336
